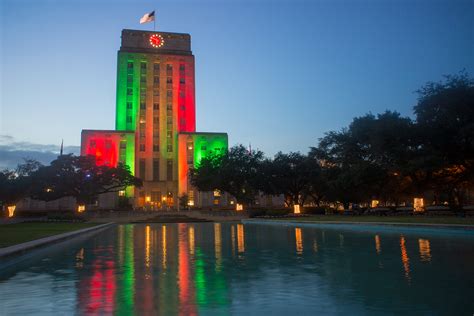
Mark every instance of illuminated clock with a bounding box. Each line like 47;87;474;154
149;34;164;48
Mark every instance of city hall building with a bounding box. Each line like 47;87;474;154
81;29;228;209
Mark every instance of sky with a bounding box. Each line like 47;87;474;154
1;0;473;168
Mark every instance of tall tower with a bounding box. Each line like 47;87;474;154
116;30;196;206
81;29;228;210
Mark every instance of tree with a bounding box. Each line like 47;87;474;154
191;145;265;206
311;112;418;208
0;159;42;216
414;71;474;210
30;154;142;208
261;152;315;207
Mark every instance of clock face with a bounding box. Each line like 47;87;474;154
149;34;164;48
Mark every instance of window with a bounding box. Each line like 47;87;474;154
153;116;159;124
140;102;146;110
153;76;159;84
153;159;160;181
140;62;147;70
139;159;146;179
179;78;185;84
179;91;185;98
151;190;161;202
105;140;112;149
127;62;133;69
126;116;132;123
167;104;172;110
167;159;173;181
180;105;186;111
167;131;172;138
167;143;173;153
167;117;173;124
153;103;159;110
180;118;186;125
140;75;146;83
179;64;185;71
153;144;159;152
140;144;145;152
127;88;133;96
166;90;172;97
120;141;126;149
127;75;133;84
153;89;160;96
166;77;172;84
166;64;173;71
153;63;160;72
126;102;132;109
89;140;96;148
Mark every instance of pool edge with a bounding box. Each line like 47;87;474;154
0;222;115;259
241;219;474;235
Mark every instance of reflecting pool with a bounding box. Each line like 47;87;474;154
1;223;473;315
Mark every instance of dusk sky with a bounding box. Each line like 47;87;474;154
1;0;473;168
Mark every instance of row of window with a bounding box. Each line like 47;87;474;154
139;158;173;181
127;62;185;73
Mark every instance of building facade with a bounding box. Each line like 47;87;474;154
81;29;228;209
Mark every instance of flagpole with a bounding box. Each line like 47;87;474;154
154;10;156;31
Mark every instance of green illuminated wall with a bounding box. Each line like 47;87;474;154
123;133;135;176
116;53;142;131
192;133;228;168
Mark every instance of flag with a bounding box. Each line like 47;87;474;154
140;11;155;24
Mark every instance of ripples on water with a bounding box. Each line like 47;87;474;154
0;223;473;315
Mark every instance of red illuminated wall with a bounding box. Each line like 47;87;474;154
81;131;121;167
177;56;196;133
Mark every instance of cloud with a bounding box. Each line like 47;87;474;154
0;135;80;169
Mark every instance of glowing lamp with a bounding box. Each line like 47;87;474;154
46;188;53;193
7;205;16;218
118;190;125;197
145;196;151;202
371;200;379;208
236;204;243;211
294;204;301;214
77;204;86;213
414;198;424;212
188;200;194;206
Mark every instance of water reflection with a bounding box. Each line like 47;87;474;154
418;238;432;262
237;223;245;253
231;225;236;256
375;235;381;254
179;224;197;315
400;236;411;281
1;223;473;315
145;225;151;267
214;223;222;271
75;248;84;269
162;225;167;269
188;225;195;256
295;228;303;255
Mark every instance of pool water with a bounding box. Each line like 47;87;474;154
0;223;473;315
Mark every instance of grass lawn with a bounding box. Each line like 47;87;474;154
0;222;99;248
276;215;474;226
